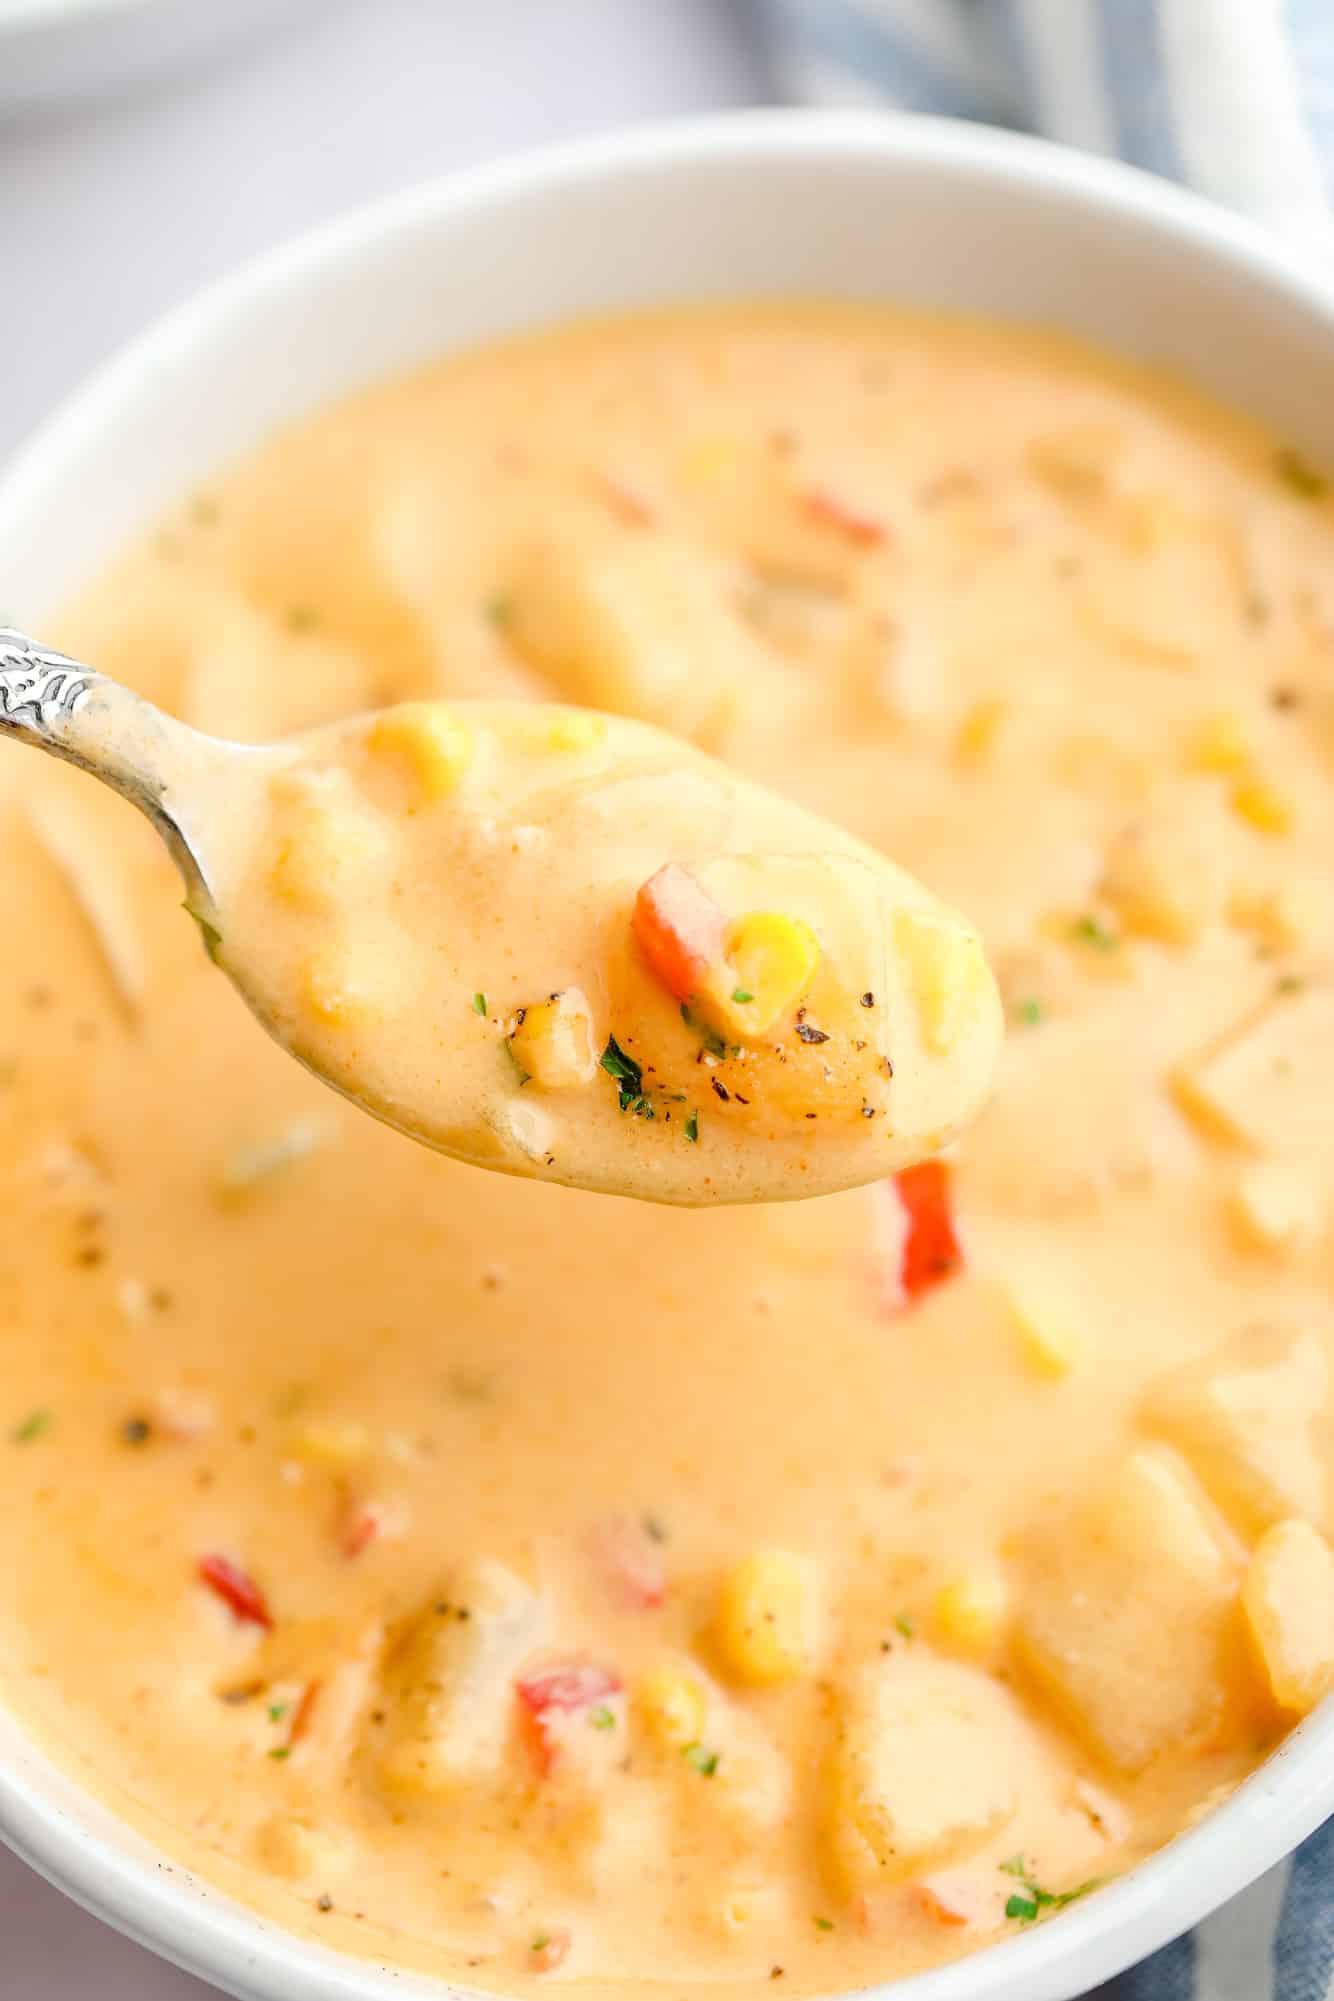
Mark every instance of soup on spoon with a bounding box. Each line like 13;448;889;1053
0;635;1001;1203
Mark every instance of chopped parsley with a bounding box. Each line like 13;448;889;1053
588;1705;616;1731
894;1611;915;1640
268;1702;288;1723
1000;1855;1102;1925
1275;447;1328;501
485;593;514;627
680;1003;727;1059
684;1112;700;1143
12;1408;51;1444
732;987;753;1005
600;1035;654;1117
472;992;487;1015
1015;996;1044;1027
683;1742;719;1776
812;1916;834;1933
268;1746;291;1761
530;1935;551;1954
1070;913;1118;953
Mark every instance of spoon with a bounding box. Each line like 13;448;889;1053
0;625;1002;1206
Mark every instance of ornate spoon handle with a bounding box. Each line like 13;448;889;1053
0;624;220;896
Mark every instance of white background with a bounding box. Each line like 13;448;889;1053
0;2;765;1989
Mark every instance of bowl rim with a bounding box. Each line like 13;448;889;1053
2;104;1334;2001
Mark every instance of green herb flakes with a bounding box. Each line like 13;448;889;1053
472;992;487;1015
268;1702;288;1723
1071;913;1118;953
485;594;514;627
12;1409;51;1444
812;1917;834;1933
680;1003;727;1059
1015;997;1044;1027
601;1035;654;1117
683;1742;719;1776
284;604;320;635
732;987;753;1005
894;1611;915;1640
999;1855;1102;1926
268;1746;291;1761
588;1705;616;1731
684;1112;700;1143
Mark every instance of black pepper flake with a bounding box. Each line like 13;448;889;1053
795;1022;830;1045
861;1106;875;1119
734;1093;750;1105
120;1416;153;1446
860;992;875;1008
710;1077;730;1102
73;1246;105;1268
770;1968;785;1981
316;1894;334;1913
1270;685;1302;711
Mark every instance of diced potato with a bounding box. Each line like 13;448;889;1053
933;1567;1009;1654
1231;775;1294;837
504;531;749;746
635;1664;707;1750
367;702;474;802
709;912;821;1039
508;991;599;1089
1184;711;1250;775
378;1560;544;1796
1143;1323;1328;1537
1098;820;1223;947
1015;1447;1241;1772
1171;985;1334;1154
823;1655;1021;1890
1228;1162;1325;1256
716;1549;813;1686
1243;1519;1334;1715
894;910;992;1057
1006;1286;1085;1380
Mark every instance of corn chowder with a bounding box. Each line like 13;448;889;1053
204;699;1000;1205
1;304;1333;1995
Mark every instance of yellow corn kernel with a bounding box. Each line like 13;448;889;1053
1184;711;1250;776
680;437;740;487
636;1665;707;1749
367;702;473;802
546;709;608;753
1099;823;1221;947
1231;775;1294;837
933;1567;1009;1654
1243;1519;1334;1715
717;1885;784;1935
270;810;383;909
895;909;991;1057
507;989;598;1089
1228;1161;1325;1257
293;1421;371;1466
711;912;820;1038
953;699;1009;768
716;1549;811;1686
1007;1287;1084;1380
300;950;376;1027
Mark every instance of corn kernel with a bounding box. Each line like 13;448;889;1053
710;912;820;1038
1007;1287;1085;1379
507;990;598;1089
1243;1519;1334;1715
636;1665;707;1749
270;810;384;909
293;1421;371;1467
717;1885;784;1934
1231;775;1294;836
716;1549;811;1686
300;950;376;1027
367;702;473;802
1228;882;1311;953
953;699;1009;768
1184;712;1250;775
933;1567;1008;1654
895;909;991;1056
1228;1162;1325;1257
546;710;607;753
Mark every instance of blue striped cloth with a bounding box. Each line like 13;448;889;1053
753;4;1334;1997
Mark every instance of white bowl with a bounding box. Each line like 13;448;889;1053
1;108;1333;2001
0;0;320;114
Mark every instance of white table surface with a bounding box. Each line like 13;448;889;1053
0;3;765;1989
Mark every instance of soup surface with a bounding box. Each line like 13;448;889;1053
2;304;1333;1996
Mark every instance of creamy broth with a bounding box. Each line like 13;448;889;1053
207;699;1000;1205
2;304;1333;1996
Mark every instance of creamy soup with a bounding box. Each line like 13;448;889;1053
2;304;1333;1997
203;699;1000;1205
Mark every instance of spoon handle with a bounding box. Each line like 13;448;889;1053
0;624;216;897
